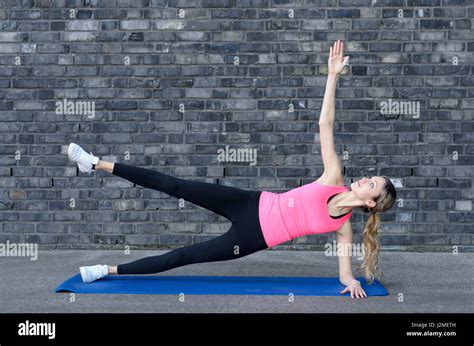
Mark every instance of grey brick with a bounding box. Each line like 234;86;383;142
3;223;35;233
420;20;454;29
27;234;60;244
37;223;67;233
120;20;150;30
119;212;150;222
66;20;100;31
58;234;84;244
53;212;83;221
103;223;134;234
133;223;166;234
408;0;440;5
68;223;102;234
159;234;192;245
433;42;464;52
112;200;145;211
0;234;25;243
123;234;160;245
63;32;95;41
20;212;52;222
327;9;360;18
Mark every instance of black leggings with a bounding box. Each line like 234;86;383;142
112;163;269;275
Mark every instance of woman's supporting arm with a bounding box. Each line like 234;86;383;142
336;221;368;299
336;221;356;284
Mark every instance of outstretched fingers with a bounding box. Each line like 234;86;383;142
330;40;343;57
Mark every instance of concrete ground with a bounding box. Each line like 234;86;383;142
0;249;472;313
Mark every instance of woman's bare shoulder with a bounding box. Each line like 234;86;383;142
315;169;346;187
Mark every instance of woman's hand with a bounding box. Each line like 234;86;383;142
340;279;367;299
328;40;349;75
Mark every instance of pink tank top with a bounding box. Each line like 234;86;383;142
258;181;353;248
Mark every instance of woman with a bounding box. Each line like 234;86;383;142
69;40;396;299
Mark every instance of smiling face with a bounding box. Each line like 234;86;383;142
350;176;386;208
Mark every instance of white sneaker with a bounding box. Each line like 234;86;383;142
68;143;99;174
79;264;108;283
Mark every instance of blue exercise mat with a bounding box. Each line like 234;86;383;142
55;274;388;296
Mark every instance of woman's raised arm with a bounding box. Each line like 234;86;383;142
318;40;349;125
318;40;350;176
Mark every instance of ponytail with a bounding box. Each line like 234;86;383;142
356;176;397;284
360;209;381;284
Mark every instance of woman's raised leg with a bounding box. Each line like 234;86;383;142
108;162;253;223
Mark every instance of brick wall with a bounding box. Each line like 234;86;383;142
0;0;473;251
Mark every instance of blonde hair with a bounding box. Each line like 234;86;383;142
357;176;396;284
